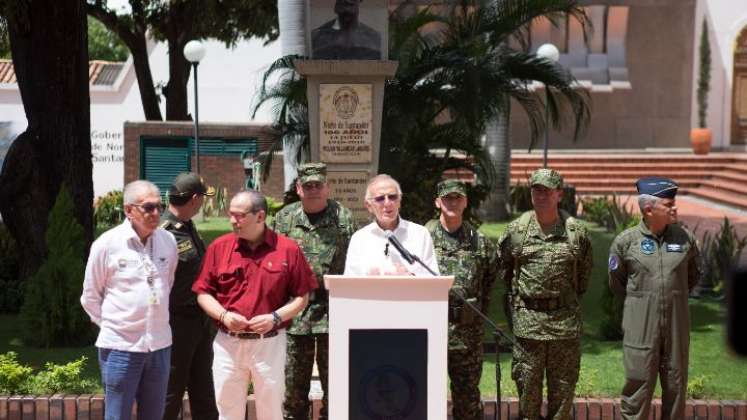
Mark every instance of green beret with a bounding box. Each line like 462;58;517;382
530;168;563;189
437;179;467;197
298;162;327;184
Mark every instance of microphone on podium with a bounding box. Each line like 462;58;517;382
384;231;416;266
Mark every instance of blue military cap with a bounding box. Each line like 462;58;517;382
635;176;678;199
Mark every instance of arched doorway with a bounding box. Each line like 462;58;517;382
732;26;747;145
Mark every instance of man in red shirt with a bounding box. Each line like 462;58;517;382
193;190;317;420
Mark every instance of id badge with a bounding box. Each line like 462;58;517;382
148;289;160;305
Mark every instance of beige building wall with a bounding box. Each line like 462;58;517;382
510;0;697;150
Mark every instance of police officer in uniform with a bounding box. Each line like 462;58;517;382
608;177;702;420
425;180;498;420
497;168;592;420
274;163;357;420
161;172;219;420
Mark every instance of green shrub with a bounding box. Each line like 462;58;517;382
698;218;747;293
0;223;22;313
20;185;94;347
94;190;124;228
580;195;638;233
581;195;638;340
0;352;97;394
31;357;98;394
687;374;711;399
0;352;33;394
266;196;285;218
599;283;624;340
509;183;532;213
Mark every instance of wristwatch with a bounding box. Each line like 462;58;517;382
271;311;282;327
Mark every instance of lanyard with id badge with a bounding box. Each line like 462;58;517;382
139;239;160;305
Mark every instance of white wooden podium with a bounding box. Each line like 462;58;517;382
324;275;454;420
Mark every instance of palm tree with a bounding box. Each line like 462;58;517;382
382;0;590;222
256;0;591;222
276;0;308;190
479;0;592;221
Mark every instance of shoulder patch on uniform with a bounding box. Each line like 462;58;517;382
177;240;193;254
159;220;171;229
608;254;619;271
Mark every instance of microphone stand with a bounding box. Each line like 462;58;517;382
395;247;512;420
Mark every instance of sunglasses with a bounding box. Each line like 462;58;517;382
370;194;400;204
132;202;164;213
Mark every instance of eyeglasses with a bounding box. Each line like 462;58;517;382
132;202;164;213
369;194;400;204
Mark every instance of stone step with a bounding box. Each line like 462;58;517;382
687;187;747;209
511;162;746;173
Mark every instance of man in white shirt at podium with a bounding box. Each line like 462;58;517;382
344;174;439;276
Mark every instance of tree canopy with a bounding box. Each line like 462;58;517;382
87;0;279;120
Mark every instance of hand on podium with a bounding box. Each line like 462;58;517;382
367;263;409;276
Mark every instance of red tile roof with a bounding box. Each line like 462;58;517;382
0;59;125;86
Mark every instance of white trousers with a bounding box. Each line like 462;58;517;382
212;330;287;420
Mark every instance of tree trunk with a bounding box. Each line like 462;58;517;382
478;102;512;221
278;0;308;188
164;36;191;121
130;38;163;121
0;0;93;281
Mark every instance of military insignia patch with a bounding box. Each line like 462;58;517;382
608;255;619;271
177;240;193;254
640;238;656;255
666;243;683;252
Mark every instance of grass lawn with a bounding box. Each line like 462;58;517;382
476;222;747;399
3;218;745;398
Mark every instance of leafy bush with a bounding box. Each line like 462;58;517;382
580;195;638;340
0;352;97;394
94;190;124;228
20;185;94;347
698;218;747;293
580;194;638;233
687;374;712;399
33;357;98;394
266;196;285;218
599;284;625;340
0;223;22;313
0;352;33;394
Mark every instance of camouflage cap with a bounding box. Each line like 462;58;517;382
169;172;215;197
298;162;327;184
437;179;467;197
529;168;563;189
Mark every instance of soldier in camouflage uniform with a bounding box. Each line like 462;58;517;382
160;173;219;420
497;168;592;420
425;180;498;420
273;163;357;420
609;177;702;420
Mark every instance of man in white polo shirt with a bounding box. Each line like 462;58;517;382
80;180;178;420
344;174;439;276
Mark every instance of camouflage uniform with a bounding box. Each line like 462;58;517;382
609;177;702;420
426;179;498;420
274;164;357;420
497;169;593;420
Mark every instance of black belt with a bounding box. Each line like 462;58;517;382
521;297;562;311
221;329;279;340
